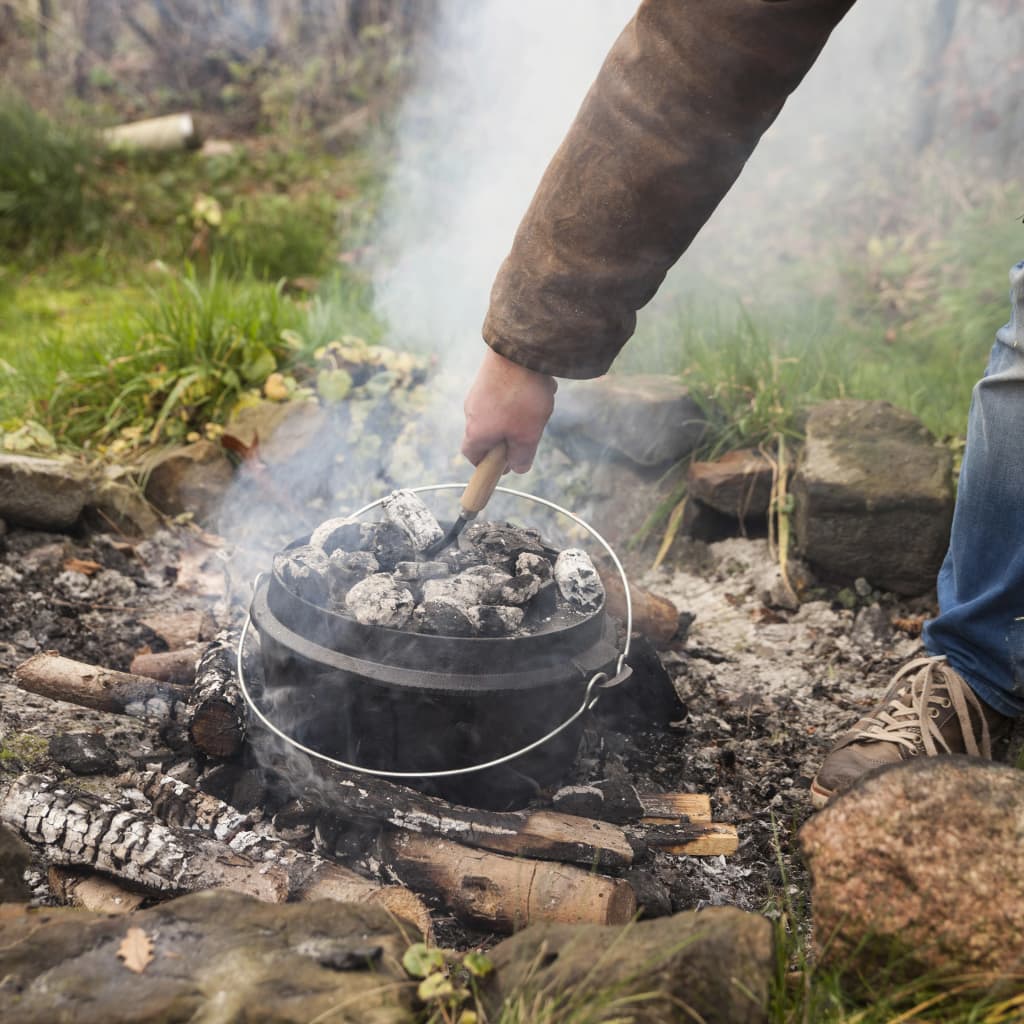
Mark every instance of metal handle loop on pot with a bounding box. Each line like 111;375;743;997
235;484;632;780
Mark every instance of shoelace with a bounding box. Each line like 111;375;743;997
850;655;993;758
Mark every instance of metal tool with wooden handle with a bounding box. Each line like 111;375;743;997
425;442;508;557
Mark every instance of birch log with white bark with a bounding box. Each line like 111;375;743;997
0;773;428;934
187;633;247;758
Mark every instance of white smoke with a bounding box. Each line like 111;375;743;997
372;0;636;362
372;0;1017;366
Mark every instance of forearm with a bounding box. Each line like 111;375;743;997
483;0;855;379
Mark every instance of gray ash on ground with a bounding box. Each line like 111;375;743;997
6;521;1002;951
274;490;605;638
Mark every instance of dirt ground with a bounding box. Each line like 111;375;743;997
0;520;972;942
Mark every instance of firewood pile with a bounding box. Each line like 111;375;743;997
0;501;737;939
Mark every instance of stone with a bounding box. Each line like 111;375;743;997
791;400;954;595
483;907;772;1024
381;489;444;552
549;374;713;467
800;756;1024;985
687;448;776;521
143;441;234;526
0;889;415;1023
0;453;92;530
0;823;31;902
48;732;118;775
83;478;161;537
553;548;604;611
344;574;414;628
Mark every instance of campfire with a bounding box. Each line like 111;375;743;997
1;496;737;941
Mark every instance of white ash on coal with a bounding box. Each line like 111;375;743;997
327;550;379;603
458;521;548;569
393;561;450;582
309;517;369;555
554;548;604;612
344;573;416;628
275;513;605;638
273;545;331;606
381;489;445;553
516;552;552;581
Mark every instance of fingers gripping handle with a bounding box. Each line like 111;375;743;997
460;441;508;516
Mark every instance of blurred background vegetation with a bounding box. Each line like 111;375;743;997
0;0;1021;458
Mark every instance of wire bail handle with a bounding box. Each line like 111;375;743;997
236;484;632;780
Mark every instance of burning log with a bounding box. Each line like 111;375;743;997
382;832;637;930
292;761;637;869
130;646;201;686
2;774;429;934
13;652;189;720
48;867;145;914
186;633;247;759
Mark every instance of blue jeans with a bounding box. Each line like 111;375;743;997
923;260;1024;718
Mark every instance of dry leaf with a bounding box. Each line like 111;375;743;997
117;926;154;974
63;558;102;576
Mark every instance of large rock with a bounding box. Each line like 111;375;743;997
687;448;776;521
0;453;92;530
800;757;1024;985
143;441;235;526
0;823;31;902
483;907;772;1024
550;374;713;467
791;400;953;594
0;889;415;1023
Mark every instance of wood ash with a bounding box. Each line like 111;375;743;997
274;489;604;637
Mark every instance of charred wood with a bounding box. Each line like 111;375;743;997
1;773;428;934
285;757;636;869
130;770;432;936
13;653;189;720
382;832;637;931
187;633;247;759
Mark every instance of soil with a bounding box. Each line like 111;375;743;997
3;519;1012;947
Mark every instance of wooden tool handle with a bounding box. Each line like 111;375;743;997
461;442;509;515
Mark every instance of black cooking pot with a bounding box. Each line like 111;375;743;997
248;564;620;809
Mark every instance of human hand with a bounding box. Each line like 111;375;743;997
461;347;557;473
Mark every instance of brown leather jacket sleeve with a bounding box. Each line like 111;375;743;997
483;0;855;379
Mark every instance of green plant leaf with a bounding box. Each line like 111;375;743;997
241;343;277;384
417;973;455;1002
316;367;353;402
462;952;493;978
402;943;445;979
